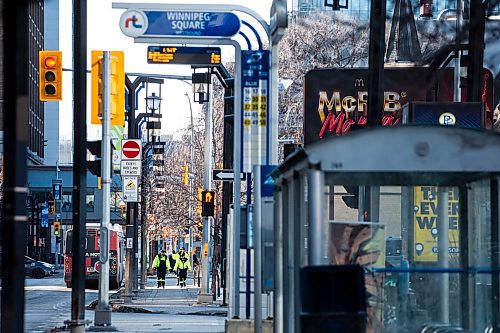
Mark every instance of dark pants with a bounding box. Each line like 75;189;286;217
157;267;166;287
179;268;188;287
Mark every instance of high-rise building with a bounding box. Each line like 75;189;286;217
28;0;46;165
43;0;60;165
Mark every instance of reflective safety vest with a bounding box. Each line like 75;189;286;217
174;258;191;270
153;255;171;270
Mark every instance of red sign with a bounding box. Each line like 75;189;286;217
122;139;142;159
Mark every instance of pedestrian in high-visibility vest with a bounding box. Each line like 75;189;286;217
171;250;180;285
174;252;191;288
153;250;171;288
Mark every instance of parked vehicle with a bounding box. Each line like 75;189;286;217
25;256;56;278
63;224;125;289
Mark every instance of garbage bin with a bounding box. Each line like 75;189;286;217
300;265;367;333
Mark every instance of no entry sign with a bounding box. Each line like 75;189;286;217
121;139;142;159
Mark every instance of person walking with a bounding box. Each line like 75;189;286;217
174;251;191;288
153;250;170;288
192;249;200;286
171;249;180;285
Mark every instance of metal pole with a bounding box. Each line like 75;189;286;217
200;75;213;298
308;167;327;265
186;93;195;270
94;51;112;327
454;0;463;103
438;187;450;323
1;1;28;332
232;46;243;319
124;76;138;300
68;1;88;331
273;188;284;333
253;167;263;333
140;140;148;290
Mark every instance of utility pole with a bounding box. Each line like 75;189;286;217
94;51;113;327
67;0;88;332
1;1;29;332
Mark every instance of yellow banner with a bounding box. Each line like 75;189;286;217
413;186;460;262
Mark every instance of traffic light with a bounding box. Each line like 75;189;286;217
201;190;215;217
182;166;189;185
91;50;125;126
120;205;126;220
197;188;203;214
39;51;62;101
53;221;61;236
48;200;56;215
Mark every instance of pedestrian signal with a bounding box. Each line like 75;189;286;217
39;51;62;101
201;190;215;217
48;200;56;215
120;205;126;220
53;221;61;236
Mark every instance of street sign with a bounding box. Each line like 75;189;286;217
122;176;139;202
41;207;49;227
119;10;241;38
212;169;246;181
120;160;141;176
241;50;270;172
122;139;142;159
147;46;221;66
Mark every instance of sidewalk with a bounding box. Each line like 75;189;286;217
83;275;227;333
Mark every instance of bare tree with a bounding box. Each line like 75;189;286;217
278;13;370;153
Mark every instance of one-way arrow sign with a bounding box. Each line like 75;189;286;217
213;169;246;181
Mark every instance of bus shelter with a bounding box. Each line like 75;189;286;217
272;125;500;333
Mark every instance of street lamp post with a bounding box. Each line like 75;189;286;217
140;92;162;289
124;75;163;300
192;70;213;302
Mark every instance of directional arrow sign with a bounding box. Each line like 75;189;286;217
212;169;246;181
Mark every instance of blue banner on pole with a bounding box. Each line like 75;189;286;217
145;11;240;37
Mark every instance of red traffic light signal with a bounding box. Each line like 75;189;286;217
39;51;62;101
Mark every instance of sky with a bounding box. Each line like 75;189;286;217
59;0;273;141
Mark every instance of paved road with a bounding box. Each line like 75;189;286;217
7;272;226;332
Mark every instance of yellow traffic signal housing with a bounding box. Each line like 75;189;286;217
39;51;62;101
197;188;203;214
91;51;125;126
53;221;61;236
182;166;189;185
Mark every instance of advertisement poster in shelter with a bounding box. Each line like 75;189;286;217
329;221;386;333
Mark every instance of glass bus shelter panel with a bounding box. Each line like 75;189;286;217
319;183;498;333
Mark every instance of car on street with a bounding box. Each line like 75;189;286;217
24;256;56;278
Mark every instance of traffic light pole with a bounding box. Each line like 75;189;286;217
94;51;113;327
199;78;214;302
